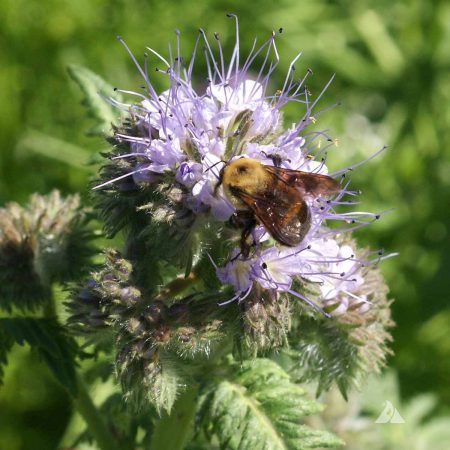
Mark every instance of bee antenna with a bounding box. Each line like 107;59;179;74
205;159;225;182
204;159;225;173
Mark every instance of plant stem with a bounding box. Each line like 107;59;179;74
154;270;199;302
149;384;199;450
72;375;120;450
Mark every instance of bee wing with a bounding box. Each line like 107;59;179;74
233;187;311;247
264;165;340;196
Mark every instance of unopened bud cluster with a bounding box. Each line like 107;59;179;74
0;191;93;311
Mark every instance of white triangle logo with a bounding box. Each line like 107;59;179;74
375;400;405;424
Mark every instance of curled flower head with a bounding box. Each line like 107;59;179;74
0;191;95;311
95;15;391;318
65;16;396;414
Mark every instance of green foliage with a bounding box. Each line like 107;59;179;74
0;318;78;394
117;348;181;415
290;317;360;399
67;65;123;137
0;329;13;386
197;358;343;450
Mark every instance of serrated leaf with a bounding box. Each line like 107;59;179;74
119;349;180;415
289;317;360;399
197;358;343;450
150;360;179;415
68;64;122;137
0;317;78;394
0;327;13;385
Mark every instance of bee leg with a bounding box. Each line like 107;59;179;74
228;211;257;259
230;251;243;262
229;210;253;228
240;218;257;258
240;233;251;258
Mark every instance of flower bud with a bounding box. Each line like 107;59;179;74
0;191;94;311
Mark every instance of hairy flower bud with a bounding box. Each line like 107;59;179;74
0;191;94;311
240;287;291;355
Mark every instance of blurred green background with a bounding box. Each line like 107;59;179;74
1;0;449;448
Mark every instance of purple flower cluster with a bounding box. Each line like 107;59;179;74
101;15;390;315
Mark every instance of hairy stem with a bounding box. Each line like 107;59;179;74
72;375;120;450
149;384;199;450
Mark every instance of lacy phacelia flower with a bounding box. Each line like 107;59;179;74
97;15;389;315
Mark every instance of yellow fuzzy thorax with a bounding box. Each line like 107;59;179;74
222;158;271;209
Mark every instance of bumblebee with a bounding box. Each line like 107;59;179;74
217;158;340;256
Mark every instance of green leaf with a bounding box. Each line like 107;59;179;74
289;317;360;399
197;358;343;450
68;64;122;137
0;317;78;394
17;129;92;169
149;359;180;415
118;349;180;415
0;327;13;385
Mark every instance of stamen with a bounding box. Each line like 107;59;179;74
93;167;151;190
287;289;330;318
330;145;388;177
